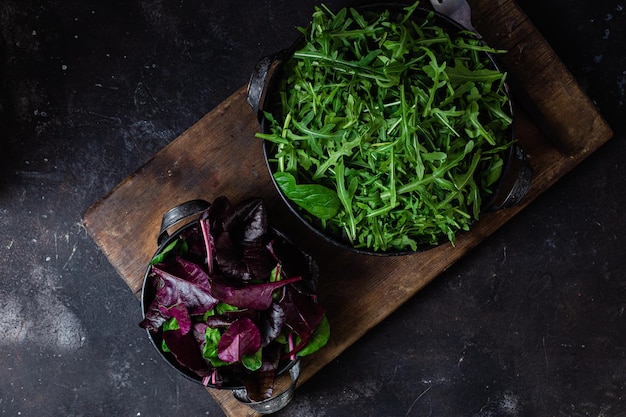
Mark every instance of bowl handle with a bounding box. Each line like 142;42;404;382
157;199;210;245
246;51;286;122
232;359;301;414
489;145;533;210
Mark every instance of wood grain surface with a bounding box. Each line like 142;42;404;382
83;1;612;415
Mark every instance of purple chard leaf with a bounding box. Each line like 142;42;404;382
163;327;211;377
212;198;274;282
139;265;220;333
210;276;302;311
217;317;261;363
221;198;267;244
258;302;286;347
152;265;219;315
159;303;191;335
279;287;326;351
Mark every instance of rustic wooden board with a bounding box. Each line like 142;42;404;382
83;1;612;416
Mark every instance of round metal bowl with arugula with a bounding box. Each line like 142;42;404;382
252;2;526;254
140;197;329;406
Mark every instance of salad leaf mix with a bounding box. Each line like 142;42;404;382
140;196;329;401
258;1;513;252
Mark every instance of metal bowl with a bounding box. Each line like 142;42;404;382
247;4;532;255
140;199;318;413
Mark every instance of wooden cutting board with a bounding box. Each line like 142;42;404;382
83;0;612;416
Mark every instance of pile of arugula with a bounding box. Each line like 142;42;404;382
258;1;513;252
140;196;329;401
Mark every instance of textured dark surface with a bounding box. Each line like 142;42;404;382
1;1;624;416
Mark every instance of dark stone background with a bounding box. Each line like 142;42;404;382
0;1;624;416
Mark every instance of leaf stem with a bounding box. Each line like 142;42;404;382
200;214;213;274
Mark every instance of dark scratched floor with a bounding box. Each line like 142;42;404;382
1;1;625;416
